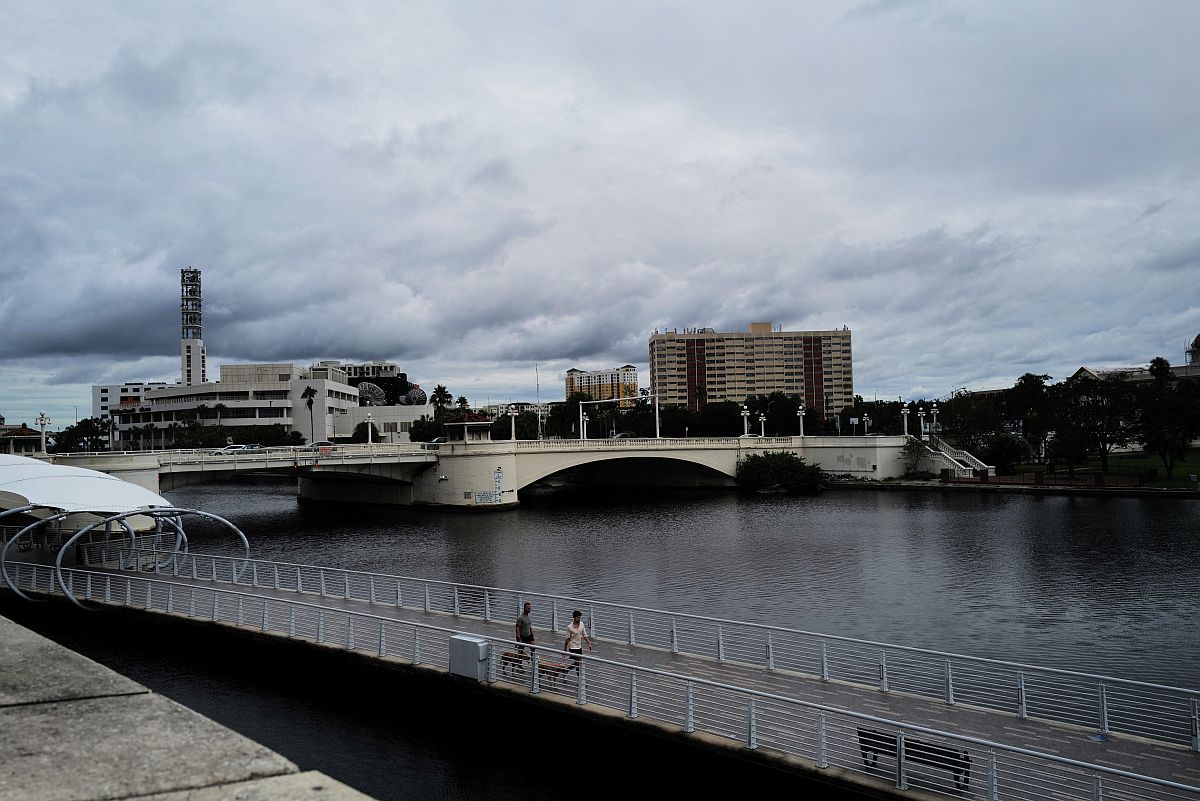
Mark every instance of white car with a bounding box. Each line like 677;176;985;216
208;444;249;455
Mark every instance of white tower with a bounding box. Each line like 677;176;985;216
180;268;206;385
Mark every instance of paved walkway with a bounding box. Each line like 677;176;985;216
81;567;1200;794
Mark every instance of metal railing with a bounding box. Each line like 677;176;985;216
79;543;1200;752
7;561;1197;801
930;436;991;474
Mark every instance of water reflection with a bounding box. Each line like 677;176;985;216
172;480;1200;687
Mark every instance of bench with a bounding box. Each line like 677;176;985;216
858;727;971;790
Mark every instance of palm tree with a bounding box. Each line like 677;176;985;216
301;386;318;443
456;395;470;411
213;402;227;428
195;403;209;426
430;385;452;421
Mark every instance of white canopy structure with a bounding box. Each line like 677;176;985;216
0;454;169;514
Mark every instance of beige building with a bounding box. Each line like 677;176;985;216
649;322;853;413
564;365;639;407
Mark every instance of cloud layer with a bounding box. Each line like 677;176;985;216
2;1;1198;423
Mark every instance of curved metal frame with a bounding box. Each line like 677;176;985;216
53;508;249;610
1;507;76;602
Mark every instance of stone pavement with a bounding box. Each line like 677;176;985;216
0;613;378;801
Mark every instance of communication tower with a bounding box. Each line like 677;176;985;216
180;268;206;385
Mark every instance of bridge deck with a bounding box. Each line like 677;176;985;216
78;565;1200;793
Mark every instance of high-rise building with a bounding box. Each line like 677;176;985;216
180;268;206;386
649;322;853;413
564;365;639;407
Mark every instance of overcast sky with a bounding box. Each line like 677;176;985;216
2;1;1198;426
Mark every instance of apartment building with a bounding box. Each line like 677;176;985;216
564;365;639;407
648;322;853;413
92;382;171;421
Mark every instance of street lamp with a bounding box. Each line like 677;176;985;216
863;413;871;435
901;403;910;436
758;413;766;437
507;404;518;441
365;412;374;444
797;405;805;437
917;406;926;441
581;412;589;440
35;410;51;454
741;405;750;436
930;403;939;440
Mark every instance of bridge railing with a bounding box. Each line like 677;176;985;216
9;561;1199;801
78;542;1200;752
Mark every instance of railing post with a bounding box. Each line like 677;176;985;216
945;660;955;705
424;582;430;612
1191;698;1199;753
413;628;421;664
766;632;775;670
895;732;908;789
879;650;889;692
577;660;587;705
1099;683;1110;734
484;590;492;622
84;573;92;599
396;581;403;608
320;569;327;597
237;596;244;626
261;602;269;632
378;620;386;657
453;586;460;617
588;605;596;639
272;563;279;590
684;682;695;732
487;643;497;683
531;650;540;695
816;713;828;768
191;559;197;580
343;571;350;601
1092;772;1103;801
1018;671;1028;719
212;593;219;622
671;617;679;654
167;585;173;612
317;609;324;644
369;576;376;604
251;562;257;586
211;559;216;582
188;587;195;616
347;615;354;650
628;611;635;645
820;640;829;681
105;575;111;603
628;672;638;718
747;698;757;749
987;751;998;800
552;600;559;633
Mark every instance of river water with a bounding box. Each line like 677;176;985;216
13;482;1199;800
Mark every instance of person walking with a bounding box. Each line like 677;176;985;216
515;601;536;655
562;609;593;673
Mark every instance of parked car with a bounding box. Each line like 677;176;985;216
303;440;336;450
208;444;249;455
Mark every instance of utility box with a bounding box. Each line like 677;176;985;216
449;634;489;681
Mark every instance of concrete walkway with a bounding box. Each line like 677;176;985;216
0;613;377;801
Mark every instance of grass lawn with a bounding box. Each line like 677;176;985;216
1015;449;1200;489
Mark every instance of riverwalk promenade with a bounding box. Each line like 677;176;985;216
10;548;1199;801
0;611;376;801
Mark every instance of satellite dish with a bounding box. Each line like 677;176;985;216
358;382;387;406
404;387;427;406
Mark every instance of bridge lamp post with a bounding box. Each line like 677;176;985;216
797;406;805;437
917;407;925;441
581;412;588;440
930;403;939;438
365;412;374;444
901;403;910;436
741;406;750;436
507;404;518;441
36;411;51;454
758;414;766;437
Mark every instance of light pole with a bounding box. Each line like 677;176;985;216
364;412;375;444
863;413;871;435
930;403;939;440
797;405;805;437
507;404;518;441
758;414;766;437
741;405;750;436
35;411;51;454
917;406;926;441
901;403;910;436
73;405;78;424
581;412;588;440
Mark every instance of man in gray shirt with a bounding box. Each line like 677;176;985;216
515;601;535;654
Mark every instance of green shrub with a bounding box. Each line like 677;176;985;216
736;452;824;494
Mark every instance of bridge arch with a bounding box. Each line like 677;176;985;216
515;450;740;491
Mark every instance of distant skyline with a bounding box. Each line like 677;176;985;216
2;2;1198;426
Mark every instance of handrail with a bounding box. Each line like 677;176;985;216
13;562;1198;800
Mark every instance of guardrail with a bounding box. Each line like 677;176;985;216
80;543;1200;752
8;561;1197;801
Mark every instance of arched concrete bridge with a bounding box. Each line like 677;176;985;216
50;435;922;509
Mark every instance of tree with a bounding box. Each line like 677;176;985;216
430;385;452;420
301;386;318;443
455;395;470;411
213;402;227;427
350;420;381;443
1005;373;1053;462
1136;358;1200;479
735;452;824;494
1050;374;1135;473
53;417;112;453
409;415;442;442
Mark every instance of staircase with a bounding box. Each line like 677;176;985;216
927;435;992;477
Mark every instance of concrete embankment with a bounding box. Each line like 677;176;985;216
0;611;377;801
830;478;1200;499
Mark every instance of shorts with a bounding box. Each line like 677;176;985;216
517;634;535;653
